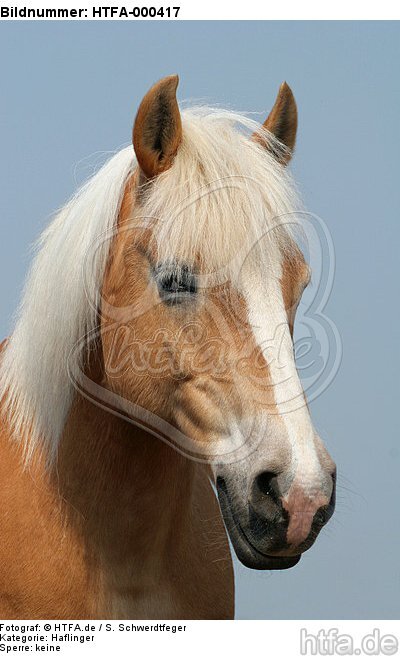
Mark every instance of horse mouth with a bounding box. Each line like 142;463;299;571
216;477;301;571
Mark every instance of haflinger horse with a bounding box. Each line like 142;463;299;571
0;75;336;620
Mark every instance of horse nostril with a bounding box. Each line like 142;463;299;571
329;470;337;507
255;471;280;503
312;506;329;526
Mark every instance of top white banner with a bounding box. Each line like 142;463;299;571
0;0;399;20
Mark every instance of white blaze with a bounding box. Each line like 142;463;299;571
239;252;324;490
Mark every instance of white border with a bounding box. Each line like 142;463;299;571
0;620;398;655
0;0;400;20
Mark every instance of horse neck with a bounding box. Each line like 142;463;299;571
56;387;196;578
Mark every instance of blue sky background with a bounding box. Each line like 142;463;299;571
0;21;399;618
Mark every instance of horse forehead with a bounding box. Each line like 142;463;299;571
110;173;308;327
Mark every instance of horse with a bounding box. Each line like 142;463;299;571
0;75;336;619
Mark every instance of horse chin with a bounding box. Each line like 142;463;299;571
217;478;301;571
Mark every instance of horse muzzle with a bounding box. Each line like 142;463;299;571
216;467;336;570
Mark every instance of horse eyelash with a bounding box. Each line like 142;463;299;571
154;263;198;303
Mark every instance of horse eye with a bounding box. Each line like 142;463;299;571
155;264;197;304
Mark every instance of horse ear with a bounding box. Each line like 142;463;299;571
133;75;182;179
253;82;297;165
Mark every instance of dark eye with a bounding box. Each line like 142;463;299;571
155;263;197;305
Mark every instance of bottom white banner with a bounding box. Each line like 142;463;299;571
0;620;399;656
